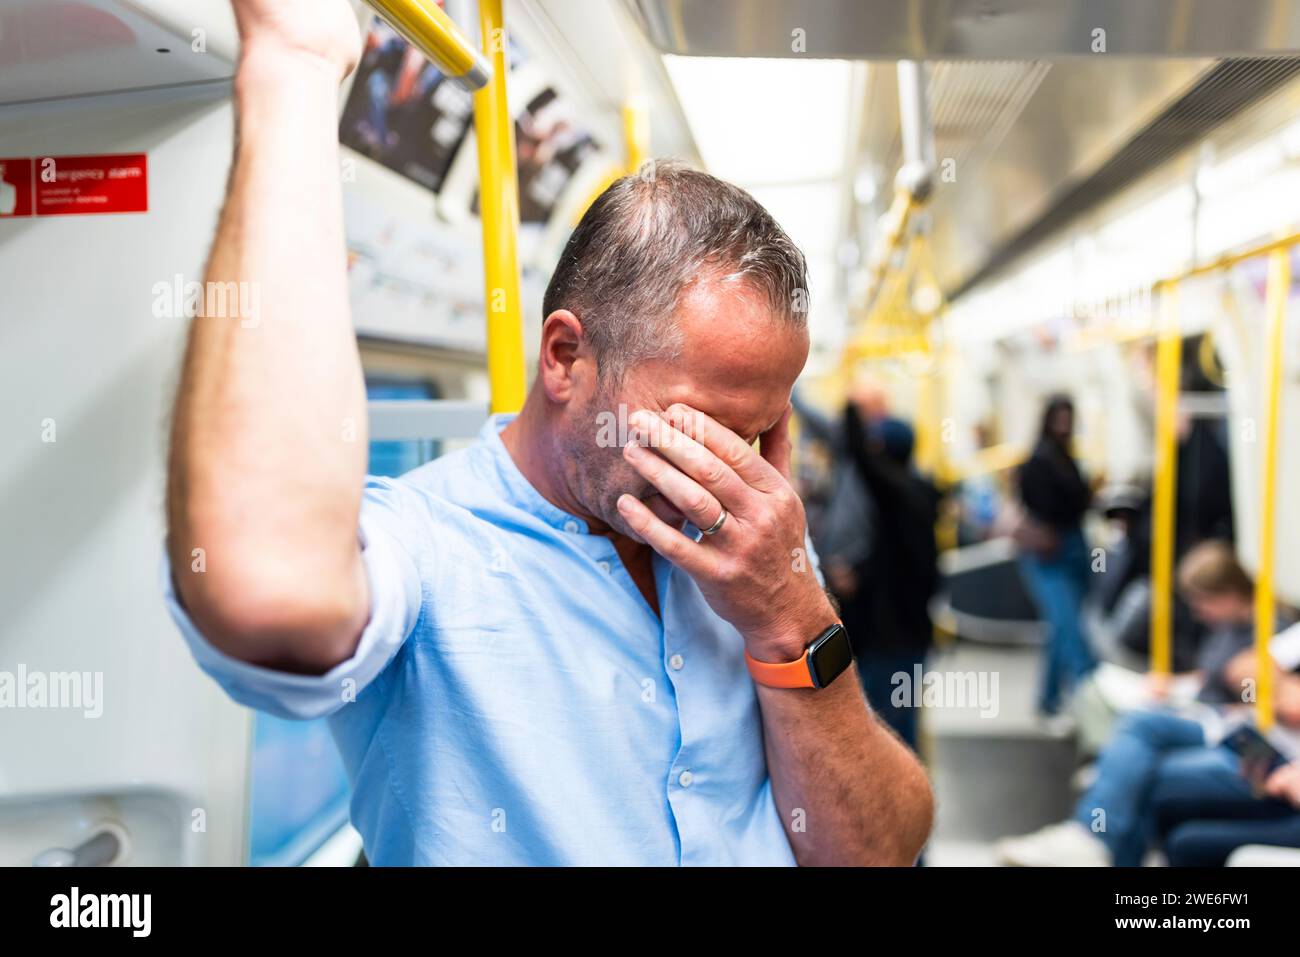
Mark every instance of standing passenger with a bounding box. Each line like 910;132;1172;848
1014;395;1096;717
842;402;940;751
792;387;940;751
161;0;933;867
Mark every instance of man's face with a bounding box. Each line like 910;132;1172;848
558;278;809;538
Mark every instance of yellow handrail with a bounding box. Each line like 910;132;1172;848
366;0;491;90
947;441;1026;483
843;333;932;362
1158;229;1300;290
623;101;649;175
1057;231;1300;355
1255;248;1291;730
858;188;922;324
1149;284;1182;676
1136;234;1299;684
471;0;527;414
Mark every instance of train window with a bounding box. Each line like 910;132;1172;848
247;716;352;867
366;377;442;476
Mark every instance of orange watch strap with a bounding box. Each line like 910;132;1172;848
744;647;815;689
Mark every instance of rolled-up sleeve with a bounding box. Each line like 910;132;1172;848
160;480;424;720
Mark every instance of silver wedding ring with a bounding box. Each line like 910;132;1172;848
700;508;728;536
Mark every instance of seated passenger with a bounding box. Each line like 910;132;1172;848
1154;758;1300;867
996;541;1300;866
160;0;933;867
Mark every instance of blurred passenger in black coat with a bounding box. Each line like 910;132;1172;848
841;402;941;750
795;387;940;750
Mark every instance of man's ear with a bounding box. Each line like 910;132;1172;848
538;309;593;403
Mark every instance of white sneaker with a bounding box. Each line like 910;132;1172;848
995;821;1111;867
1036;711;1078;739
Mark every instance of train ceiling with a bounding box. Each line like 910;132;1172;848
629;0;1300;59
630;0;1300;310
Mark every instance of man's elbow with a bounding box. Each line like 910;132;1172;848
890;759;936;864
170;540;368;674
862;754;935;866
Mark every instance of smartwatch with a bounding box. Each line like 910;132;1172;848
744;622;853;690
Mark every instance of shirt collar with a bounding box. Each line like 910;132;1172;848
480;413;591;534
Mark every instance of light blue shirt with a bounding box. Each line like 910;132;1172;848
162;415;800;865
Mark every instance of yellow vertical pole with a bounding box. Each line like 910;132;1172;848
914;365;939;478
622;101;649;175
472;0;527;414
1149;283;1182;676
1255;249;1290;730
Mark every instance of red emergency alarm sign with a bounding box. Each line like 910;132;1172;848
0;153;148;218
34;153;149;215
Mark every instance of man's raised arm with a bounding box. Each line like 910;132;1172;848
166;0;369;674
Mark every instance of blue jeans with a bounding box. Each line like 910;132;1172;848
1018;527;1096;714
1071;710;1251;866
1152;753;1300;866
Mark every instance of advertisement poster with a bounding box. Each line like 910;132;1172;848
474;86;601;224
339;18;474;194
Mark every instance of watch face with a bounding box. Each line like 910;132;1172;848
808;624;853;689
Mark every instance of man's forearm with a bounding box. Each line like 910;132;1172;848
759;668;934;866
167;50;368;669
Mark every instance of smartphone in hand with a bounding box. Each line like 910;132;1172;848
1223;723;1291;795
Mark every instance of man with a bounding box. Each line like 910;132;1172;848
163;0;933;866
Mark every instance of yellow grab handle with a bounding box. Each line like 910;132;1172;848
365;0;491;90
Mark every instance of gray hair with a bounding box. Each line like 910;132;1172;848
542;161;809;384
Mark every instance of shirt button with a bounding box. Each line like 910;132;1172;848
678;770;694;788
563;520;579;534
668;654;684;671
598;560;611;574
